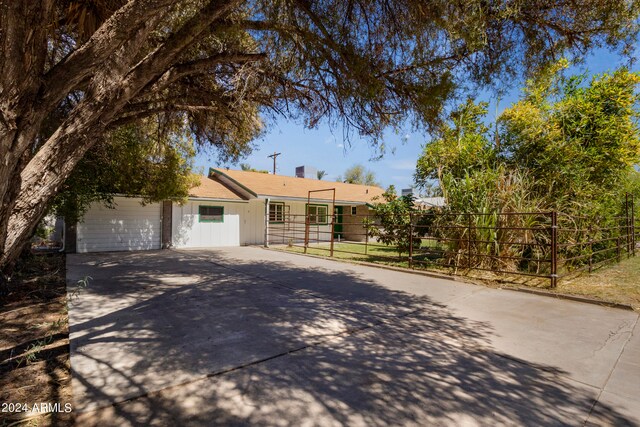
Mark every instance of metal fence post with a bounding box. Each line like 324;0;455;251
587;223;593;273
626;193;631;257
468;213;472;270
331;191;336;257
304;214;310;255
330;212;335;257
365;212;369;255
632;193;636;257
408;212;414;268
550;211;557;288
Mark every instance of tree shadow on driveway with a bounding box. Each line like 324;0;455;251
67;250;633;426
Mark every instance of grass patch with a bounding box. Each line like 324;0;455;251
284;242;410;266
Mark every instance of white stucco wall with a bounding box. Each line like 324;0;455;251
77;197;162;253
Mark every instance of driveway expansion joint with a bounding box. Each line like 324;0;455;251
76;300;422;415
584;315;640;425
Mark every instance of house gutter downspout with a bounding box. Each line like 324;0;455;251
264;198;270;248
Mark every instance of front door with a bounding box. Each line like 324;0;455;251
334;206;343;239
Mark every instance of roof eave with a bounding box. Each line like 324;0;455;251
187;196;249;203
209;168;258;198
255;194;375;205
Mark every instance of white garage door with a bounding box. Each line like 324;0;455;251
77;197;162;253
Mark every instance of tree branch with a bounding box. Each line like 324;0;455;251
144;52;266;95
39;0;177;115
121;0;243;96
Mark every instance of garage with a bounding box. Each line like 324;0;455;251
76;196;162;253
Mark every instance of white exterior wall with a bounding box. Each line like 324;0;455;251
171;200;247;248
231;199;334;245
242;199;267;245
77;197;161;253
76;196;349;252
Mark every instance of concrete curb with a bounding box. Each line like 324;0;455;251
264;247;636;312
497;286;635;311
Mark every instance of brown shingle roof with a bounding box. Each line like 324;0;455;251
211;168;385;204
189;175;247;200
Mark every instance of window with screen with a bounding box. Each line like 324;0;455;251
307;204;328;225
199;205;224;222
351;206;357;215
269;202;285;223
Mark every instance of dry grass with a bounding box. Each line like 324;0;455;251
556;256;640;311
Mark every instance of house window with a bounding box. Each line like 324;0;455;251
269;202;285;223
199;205;224;222
351;206;357;216
306;204;328;225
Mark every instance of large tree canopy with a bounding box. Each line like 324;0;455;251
1;0;638;270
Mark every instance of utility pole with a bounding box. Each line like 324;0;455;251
268;152;281;175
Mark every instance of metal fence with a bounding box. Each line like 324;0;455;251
267;194;638;288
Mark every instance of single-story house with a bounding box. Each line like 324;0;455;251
68;168;385;253
414;196;446;210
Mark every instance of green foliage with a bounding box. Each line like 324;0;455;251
367;186;424;256
17;335;54;367
414;65;640;274
51;121;198;223
69;276;91;304
499;65;640;216
317;170;327;180
624;169;640;197
415;99;496;199
341;164;380;186
240;163;269;173
441;165;546;214
417;66;640;216
251;0;639;153
35;224;53;240
427;167;550;271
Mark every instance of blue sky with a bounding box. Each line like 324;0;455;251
195;47;637;192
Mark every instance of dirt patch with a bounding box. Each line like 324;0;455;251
0;253;74;426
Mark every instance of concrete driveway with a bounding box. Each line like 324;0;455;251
67;247;640;426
